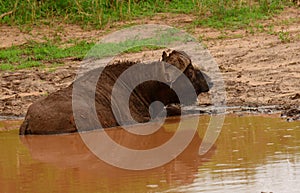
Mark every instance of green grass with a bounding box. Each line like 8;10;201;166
193;0;292;30
0;27;192;71
0;40;94;71
278;30;291;43
0;27;188;70
0;0;197;28
87;27;193;58
0;0;296;29
124;45;165;53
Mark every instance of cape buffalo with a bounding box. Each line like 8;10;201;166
19;50;212;135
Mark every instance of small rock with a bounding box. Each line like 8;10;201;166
12;80;22;85
290;93;300;100
281;108;300;122
283;108;300;117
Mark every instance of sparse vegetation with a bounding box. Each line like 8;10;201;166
0;40;94;71
87;28;192;58
278;30;291;43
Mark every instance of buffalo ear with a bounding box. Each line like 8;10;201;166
162;51;168;61
161;50;191;82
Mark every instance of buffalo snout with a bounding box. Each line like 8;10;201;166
183;64;213;95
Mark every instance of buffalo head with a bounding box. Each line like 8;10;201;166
160;50;212;105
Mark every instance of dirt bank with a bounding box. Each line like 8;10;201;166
0;8;299;120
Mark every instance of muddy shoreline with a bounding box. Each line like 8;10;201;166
0;104;298;122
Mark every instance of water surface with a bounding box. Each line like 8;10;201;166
0;115;299;193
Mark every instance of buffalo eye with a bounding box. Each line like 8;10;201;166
187;68;195;79
187;68;195;78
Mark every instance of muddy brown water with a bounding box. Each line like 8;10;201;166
0;115;299;193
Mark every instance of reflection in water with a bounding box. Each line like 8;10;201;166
20;125;215;193
0;115;299;193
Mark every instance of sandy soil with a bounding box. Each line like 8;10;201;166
0;8;299;120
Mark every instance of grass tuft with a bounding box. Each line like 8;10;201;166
0;40;94;71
